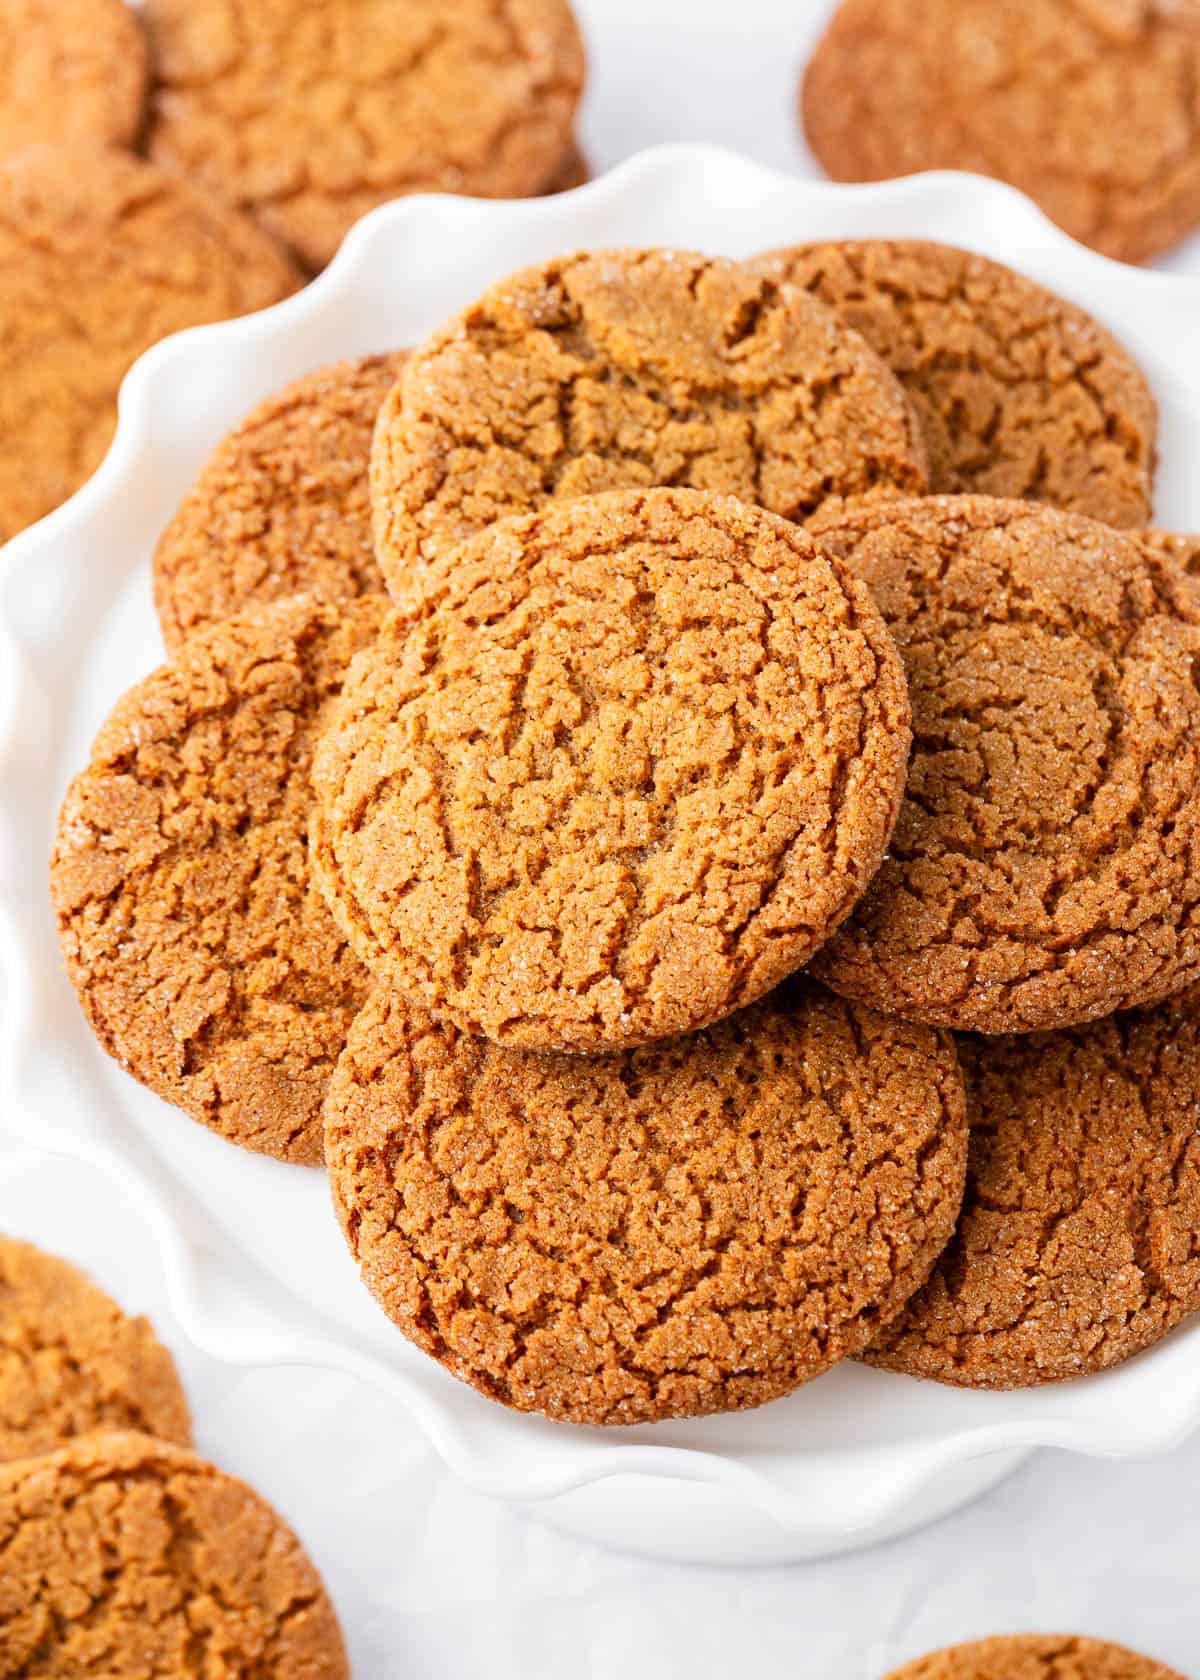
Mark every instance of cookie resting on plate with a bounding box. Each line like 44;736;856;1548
324;980;968;1425
811;494;1200;1032
311;487;912;1051
51;594;388;1165
369;246;929;597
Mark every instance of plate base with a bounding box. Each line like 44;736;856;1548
522;1448;1032;1566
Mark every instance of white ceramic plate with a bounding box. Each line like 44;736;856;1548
5;146;1200;1568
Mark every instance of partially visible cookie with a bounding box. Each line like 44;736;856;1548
0;0;148;154
312;489;912;1052
154;352;408;653
746;240;1158;527
1141;527;1200;578
867;999;1200;1387
0;145;302;544
325;981;968;1424
883;1634;1187;1680
0;1237;190;1461
370;247;929;596
144;0;587;270
51;594;388;1165
809;494;1200;1032
0;1431;348;1678
802;0;1200;264
544;139;591;192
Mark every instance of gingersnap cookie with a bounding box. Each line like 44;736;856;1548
808;495;1200;1032
325;980;967;1425
0;145;302;545
143;0;587;272
0;1431;348;1678
745;240;1158;528
867;999;1200;1386
52;593;388;1165
369;248;929;596
0;1237;190;1462
154;352;409;653
883;1635;1186;1680
312;488;912;1052
802;0;1200;265
0;0;147;155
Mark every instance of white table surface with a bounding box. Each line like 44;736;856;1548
7;2;1200;1675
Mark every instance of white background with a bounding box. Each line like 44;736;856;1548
9;1;1200;1676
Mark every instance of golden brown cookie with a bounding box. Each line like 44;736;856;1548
144;0;587;271
809;494;1200;1032
883;1634;1187;1680
0;1237;190;1462
0;144;302;545
802;0;1200;265
312;488;912;1052
745;240;1158;527
0;1431;348;1678
325;981;968;1425
369;247;929;597
867;999;1200;1386
51;594;388;1165
153;352;408;653
0;0;148;154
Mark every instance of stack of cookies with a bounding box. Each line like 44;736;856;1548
49;239;1200;1426
0;1235;348;1676
0;0;587;541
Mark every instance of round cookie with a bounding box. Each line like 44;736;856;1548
369;247;929;597
802;0;1200;265
0;0;148;154
809;494;1200;1033
0;1237;190;1462
867;999;1200;1387
51;593;388;1165
745;239;1158;528
325;981;968;1425
0;1431;348;1678
143;0;587;271
883;1635;1187;1680
154;352;409;653
311;488;912;1052
0;145;302;545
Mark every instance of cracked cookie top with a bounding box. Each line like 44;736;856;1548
311;488;912;1052
51;594;389;1165
0;1238;191;1463
810;494;1200;1032
143;0;587;271
802;0;1200;264
0;0;148;155
744;239;1158;528
154;352;409;653
324;981;968;1425
0;1431;348;1678
883;1636;1186;1680
369;247;929;599
867;1002;1200;1388
0;144;302;544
